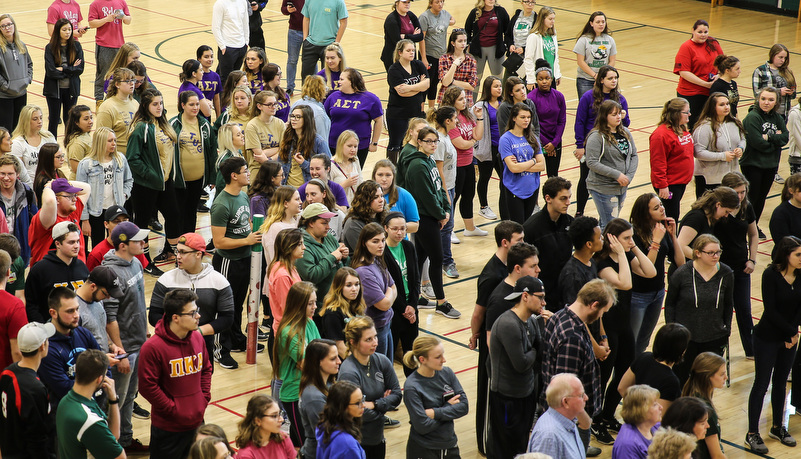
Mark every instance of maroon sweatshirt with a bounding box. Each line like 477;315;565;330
137;320;212;432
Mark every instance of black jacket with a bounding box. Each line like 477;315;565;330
385;239;420;334
381;10;423;70
43;41;84;99
25;251;89;323
504;9;537;55
464;6;510;59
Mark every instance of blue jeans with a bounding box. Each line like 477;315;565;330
110;351;139;447
732;269;754;357
375;324;393;363
440;188;455;266
286;29;303;94
576;78;594;99
589;189;626;230
630;289;665;355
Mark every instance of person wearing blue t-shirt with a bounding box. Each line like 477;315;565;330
499;103;545;224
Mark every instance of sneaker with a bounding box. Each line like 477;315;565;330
132;402;150;419
215;354;239;369
450;232;460;244
231;343;265;353
443;263;459;279
421;283;436;300
479;206;498;220
197;202;209;213
769;426;797;446
463;227;488;237
384;416;401;428
144;264;164;277
586;446;602;457
148;218;163;232
601;417;622;434
418;297;436;309
258;328;269;341
775;173;786;184
758;227;767;240
591;422;615;445
436;302;461;319
124;439;149;455
746;432;769;454
153;251;176;263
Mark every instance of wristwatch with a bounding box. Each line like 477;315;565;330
371;142;378;146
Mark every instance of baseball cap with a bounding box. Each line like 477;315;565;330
111;221;150;247
52;221;79;240
17;322;56;353
51;178;82;194
178;233;206;253
504;276;545;301
301;203;336;220
104;205;129;222
88;266;125;298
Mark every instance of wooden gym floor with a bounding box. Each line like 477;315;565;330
8;0;801;456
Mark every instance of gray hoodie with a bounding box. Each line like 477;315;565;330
0;42;33;98
585;127;638;195
101;250;147;353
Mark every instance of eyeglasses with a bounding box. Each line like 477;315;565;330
681;110;691;115
565;392;586;399
700;250;723;257
259;102;276;108
122;79;137;84
419;139;439;145
350;395;366;407
177;309;201;317
176;249;198;256
0;23;14;30
134;78;145;86
261;410;287;420
57;193;78;200
0;172;16;178
521;0;536;3
55;154;66;160
289;114;303;120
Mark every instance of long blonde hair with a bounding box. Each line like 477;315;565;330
531;7;555;36
11;105;51;141
228;85;253;117
89;127;125;167
0;15;27;55
320;267;365;318
103;42;140;80
324;43;346;88
259;186;298;232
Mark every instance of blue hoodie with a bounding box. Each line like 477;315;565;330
38;326;100;407
315;427;366;459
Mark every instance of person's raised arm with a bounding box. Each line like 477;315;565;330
38;187;58;231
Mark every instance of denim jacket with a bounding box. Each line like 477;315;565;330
76;156;134;218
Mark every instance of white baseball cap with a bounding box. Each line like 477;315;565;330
17;322;56;353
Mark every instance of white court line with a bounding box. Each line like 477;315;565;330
8;8;48;14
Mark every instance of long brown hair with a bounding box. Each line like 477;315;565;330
372;159;398;208
235;395;284;448
692;92;745;141
48;19;77;64
681;352;725;406
345;180;385;224
272;282;317;379
592;99;630;146
320;267;365;318
658;97;690;135
689;186;740;224
299;338;338;395
350;222;388;271
318;381;363;444
279;105;316;163
768;43;796;88
591;66;622;113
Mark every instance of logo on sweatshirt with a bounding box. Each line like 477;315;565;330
169;352;204;377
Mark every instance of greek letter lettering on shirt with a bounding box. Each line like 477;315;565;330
52;280;86;290
197;80;219;93
248;74;265;93
275;99;289;113
761;122;779;135
331;98;363;110
169;352;204;377
403;75;422;86
259;132;279;150
181;131;202;154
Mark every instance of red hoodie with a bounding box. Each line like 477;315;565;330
649;123;695;189
137;320;212;431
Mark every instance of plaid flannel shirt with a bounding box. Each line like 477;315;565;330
437;53;478;107
752;62;796;119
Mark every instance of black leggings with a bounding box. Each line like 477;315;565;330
656;183;687;222
576;161;590;215
678;93;708;133
598;325;635;422
415;216;445;300
742;165;777;223
454;164;476;219
282;400;305;447
425;56;440;101
45;88;76;136
492;146;509;220
503;187;537;225
392;319;419;377
544;143;562;178
88;212;108;249
363;440;386;459
748;333;796;432
174;178;204;234
357;147;369;169
131;180;180;239
476;160;493;208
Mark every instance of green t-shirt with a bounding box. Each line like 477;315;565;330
5;256;25;293
210;189;253;260
56;390;123;459
278;320;321;403
542;35;556;70
387;244;407;295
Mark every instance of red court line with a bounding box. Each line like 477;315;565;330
126;25;207;39
211;383;271;404
443;326;471;336
210;402;245;418
455;365;478;375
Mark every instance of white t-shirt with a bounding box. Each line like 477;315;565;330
433;132;456;190
11;134;57;180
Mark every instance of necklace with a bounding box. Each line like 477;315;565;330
365;357;372;378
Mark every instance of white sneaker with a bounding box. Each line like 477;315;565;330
479;206;498;220
451;232;460;244
420;283;436;299
463;227;488;237
775;173;786;184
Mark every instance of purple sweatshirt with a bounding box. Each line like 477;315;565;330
573;91;630;148
527;87;567;147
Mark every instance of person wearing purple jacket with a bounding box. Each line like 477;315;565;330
573;65;630;217
527;60;566;180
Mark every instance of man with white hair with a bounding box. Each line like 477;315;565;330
527;373;586;459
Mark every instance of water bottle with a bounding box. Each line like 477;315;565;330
610;196;619;219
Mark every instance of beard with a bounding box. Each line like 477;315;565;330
58;315;78;331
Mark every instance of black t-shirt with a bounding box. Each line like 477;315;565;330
523;208;573;309
709;78;739;117
476;255;508;333
0;362;55;457
386;59;428;119
558;257;598;309
485;281;516;333
632;233;676;292
630;352;681;402
714;204;755;271
597;251;635;329
321;309;348;342
769;201;801;257
679;208;711;245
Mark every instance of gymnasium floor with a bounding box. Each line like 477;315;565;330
8;0;801;457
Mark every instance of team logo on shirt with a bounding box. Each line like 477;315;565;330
591;45;609;61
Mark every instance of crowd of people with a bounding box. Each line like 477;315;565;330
0;0;800;459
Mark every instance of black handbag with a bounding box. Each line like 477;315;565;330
502;52;524;72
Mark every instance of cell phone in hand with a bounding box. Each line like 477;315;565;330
116;353;129;360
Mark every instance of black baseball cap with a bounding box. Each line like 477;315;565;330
104;205;129;222
504;276;545;301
